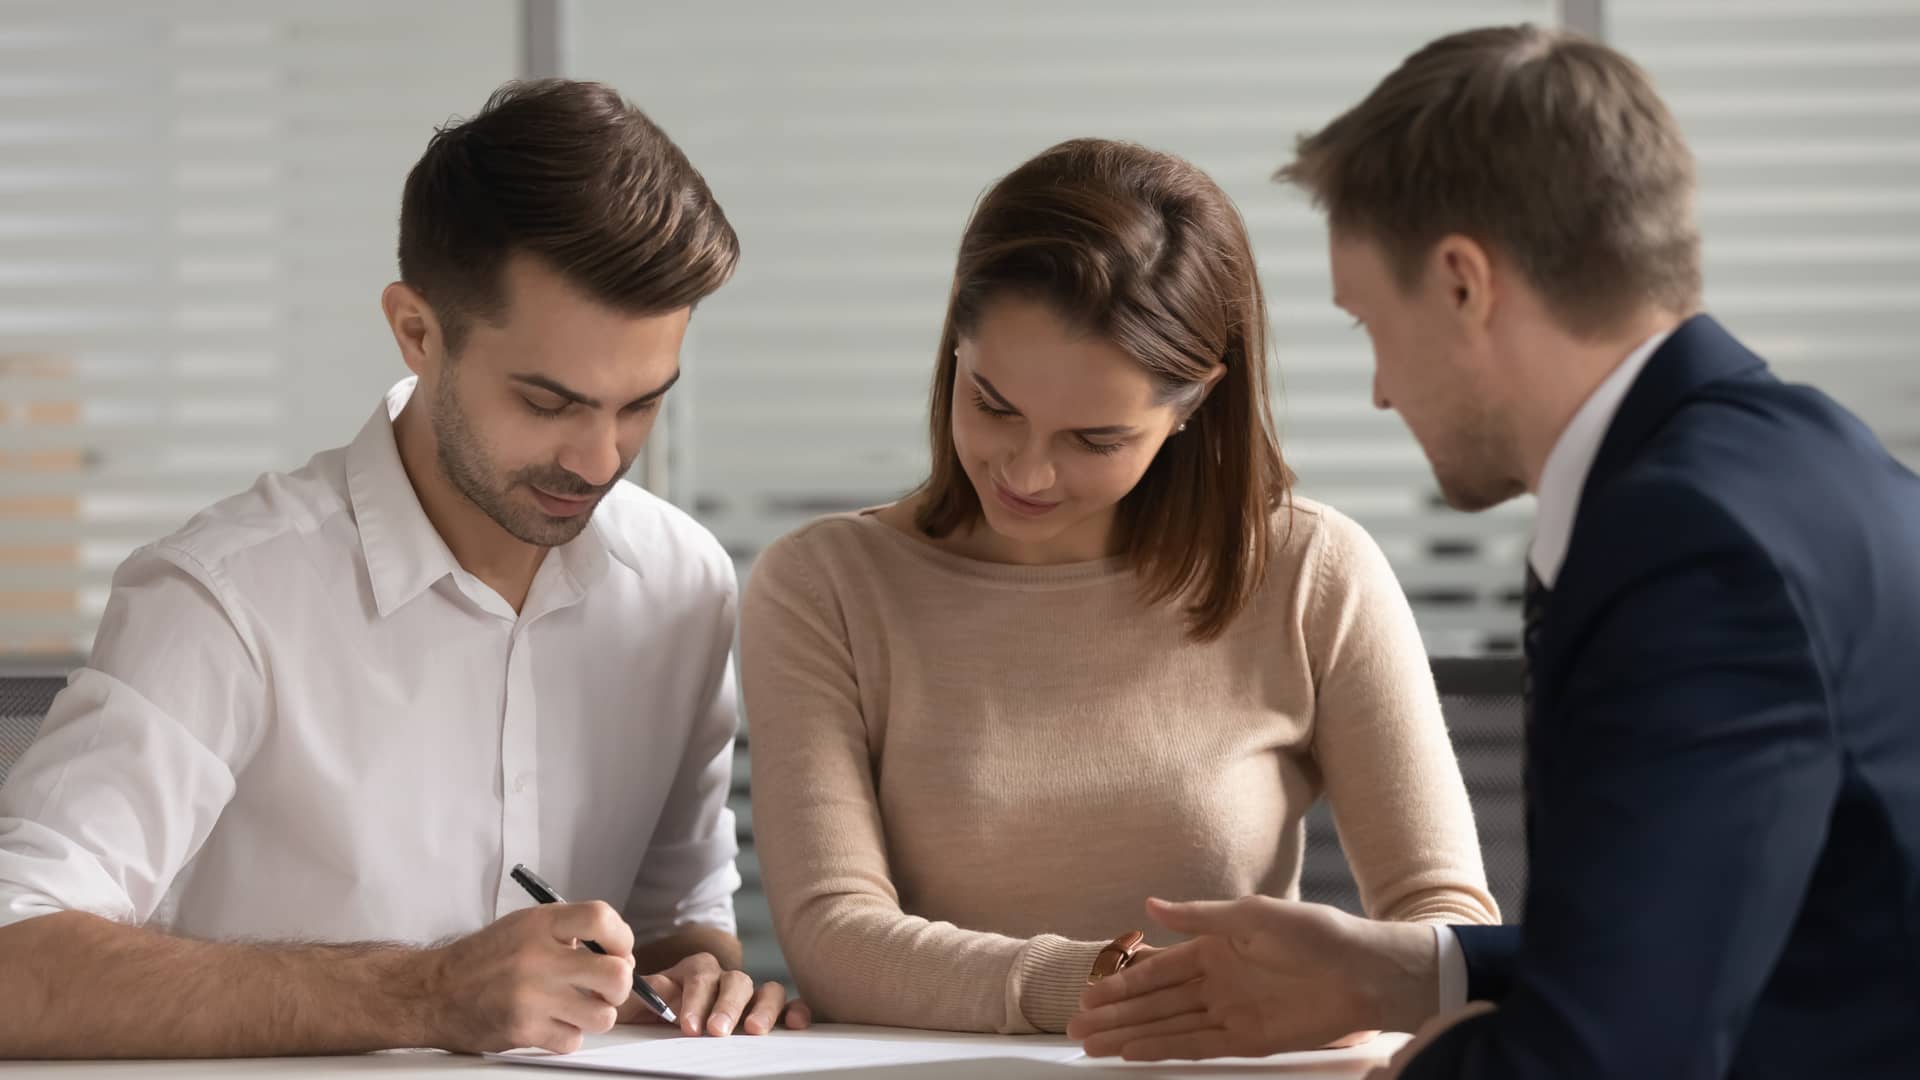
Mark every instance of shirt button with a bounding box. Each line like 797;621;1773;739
513;773;530;794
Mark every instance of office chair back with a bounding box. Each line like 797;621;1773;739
0;672;64;787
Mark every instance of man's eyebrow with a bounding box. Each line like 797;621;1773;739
509;370;681;410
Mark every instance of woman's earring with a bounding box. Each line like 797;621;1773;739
1177;421;1189;433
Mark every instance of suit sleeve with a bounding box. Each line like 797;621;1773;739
1453;923;1521;1003
1404;478;1839;1080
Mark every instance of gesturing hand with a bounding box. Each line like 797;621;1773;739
1068;896;1438;1061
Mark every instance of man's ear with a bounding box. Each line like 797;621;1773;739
1431;234;1495;332
381;281;449;378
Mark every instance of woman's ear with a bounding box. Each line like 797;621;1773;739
1180;362;1229;427
1198;362;1227;400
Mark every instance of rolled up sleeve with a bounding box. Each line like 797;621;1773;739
0;546;264;930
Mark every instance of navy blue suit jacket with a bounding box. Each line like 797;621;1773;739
1405;316;1920;1079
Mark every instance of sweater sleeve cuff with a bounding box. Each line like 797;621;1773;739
1010;935;1110;1033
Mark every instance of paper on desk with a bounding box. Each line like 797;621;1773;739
1084;1033;1408;1070
484;1026;1410;1079
484;1030;1088;1078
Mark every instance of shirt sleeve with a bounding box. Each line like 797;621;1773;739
622;556;743;942
1300;508;1502;927
1437;925;1470;1011
0;545;266;930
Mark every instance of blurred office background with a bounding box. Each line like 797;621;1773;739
6;0;1920;657
3;0;1917;974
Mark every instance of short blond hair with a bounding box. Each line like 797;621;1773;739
1278;25;1701;336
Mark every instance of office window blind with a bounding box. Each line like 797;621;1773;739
0;0;518;655
1612;1;1920;470
572;0;1556;662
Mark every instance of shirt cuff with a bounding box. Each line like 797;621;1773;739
1433;924;1469;1013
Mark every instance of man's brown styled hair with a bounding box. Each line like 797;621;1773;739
1278;25;1701;336
398;79;738;353
916;139;1292;642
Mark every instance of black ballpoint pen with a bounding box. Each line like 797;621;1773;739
509;862;678;1024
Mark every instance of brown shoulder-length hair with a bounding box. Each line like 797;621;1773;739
914;138;1291;642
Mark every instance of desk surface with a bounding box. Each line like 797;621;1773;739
10;1025;1409;1079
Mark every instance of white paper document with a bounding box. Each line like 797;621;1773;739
485;1027;1087;1078
483;1025;1408;1079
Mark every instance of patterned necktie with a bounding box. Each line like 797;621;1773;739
1520;563;1549;883
1522;563;1549;720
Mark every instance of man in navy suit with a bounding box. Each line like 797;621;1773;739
1069;25;1920;1079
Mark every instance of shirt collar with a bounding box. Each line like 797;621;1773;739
344;379;615;619
539;514;616;615
345;379;465;617
1528;326;1677;588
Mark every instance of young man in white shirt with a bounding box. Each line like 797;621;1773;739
0;79;807;1058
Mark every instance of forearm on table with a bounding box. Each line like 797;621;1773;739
777;895;1108;1034
0;909;438;1058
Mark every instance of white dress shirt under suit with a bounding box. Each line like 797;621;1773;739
0;378;743;947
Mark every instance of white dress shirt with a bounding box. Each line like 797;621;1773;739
0;379;742;946
1527;326;1678;588
1433;325;1676;1010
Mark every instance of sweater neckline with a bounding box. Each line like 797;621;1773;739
851;509;1131;589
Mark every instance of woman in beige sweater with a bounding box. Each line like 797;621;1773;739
739;139;1496;1037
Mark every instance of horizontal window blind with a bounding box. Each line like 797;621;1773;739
0;0;518;655
1612;0;1920;470
572;0;1557;661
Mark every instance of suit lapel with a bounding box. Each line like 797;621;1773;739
1528;314;1769;710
